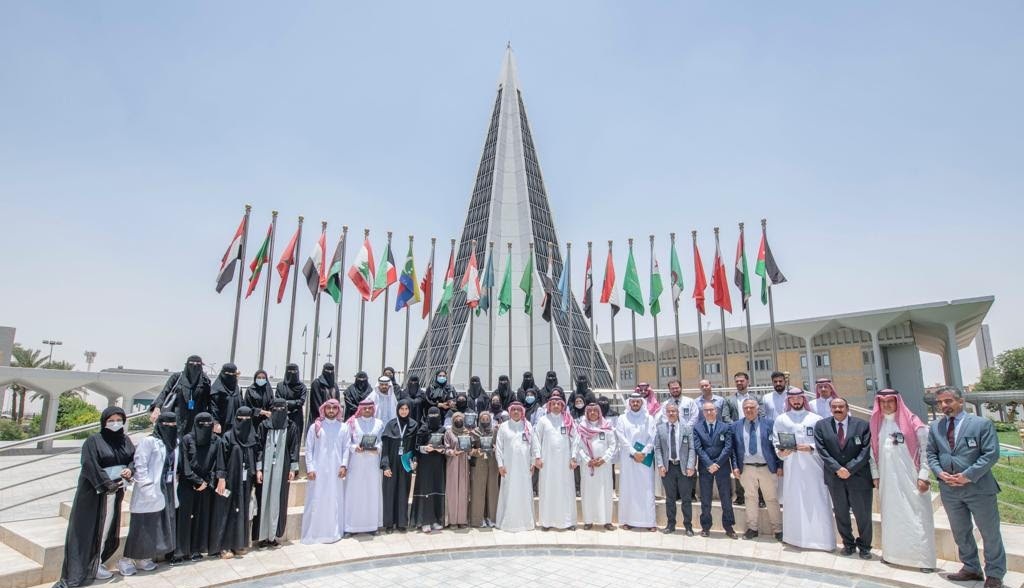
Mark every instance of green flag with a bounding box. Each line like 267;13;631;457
623;247;644;316
669;239;684;308
498;249;513;316
438;249;455;316
519;250;534;315
649;251;664;316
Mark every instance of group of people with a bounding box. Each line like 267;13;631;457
55;361;1008;588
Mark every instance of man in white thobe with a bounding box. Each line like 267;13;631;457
301;399;349;544
495;402;535;532
577;403;617;529
763;371;789;421
810;378;838;417
870;389;936;572
342;399;384;536
615;392;657;531
533;391;579;530
773;388;836;551
367;376;398;426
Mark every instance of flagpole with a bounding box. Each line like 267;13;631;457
302;325;308;380
587;241;595;386
403;234;414;380
381;231;393;374
310;220;328;377
257;210;278;369
427;237;436;375
547;241;554;373
358;228;369;372
740;222;754;385
229;204;251;363
714;227;729;386
649;234;661;389
693;231;705;378
528;241;535;375
608;240;618;388
488;241;495;389
334;226;349;367
469;239;477;382
285;216;304;365
628;238;639;389
447;238;456;373
671;233;682;384
763;219;780;371
565;241;572;379
507;241;513;379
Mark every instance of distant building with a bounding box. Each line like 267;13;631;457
0;327;14;367
976;324;995;371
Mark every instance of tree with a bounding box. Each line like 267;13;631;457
975;347;1024;392
7;344;74;424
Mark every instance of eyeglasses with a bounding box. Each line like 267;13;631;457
702;408;716;412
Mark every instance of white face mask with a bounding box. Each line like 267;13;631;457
255;378;268;386
105;421;124;432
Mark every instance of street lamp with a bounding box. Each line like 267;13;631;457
84;351;97;371
42;340;63;365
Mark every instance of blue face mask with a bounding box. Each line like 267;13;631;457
437;377;447;385
525;395;536;405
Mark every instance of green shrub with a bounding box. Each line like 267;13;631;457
995;421;1019;433
55;396;101;439
128;415;150;432
0;419;27;441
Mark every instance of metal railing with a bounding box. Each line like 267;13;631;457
0;409;150;453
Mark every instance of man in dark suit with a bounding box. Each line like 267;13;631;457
927;386;1005;588
731;398;782;541
813;396;876;559
692;401;736;538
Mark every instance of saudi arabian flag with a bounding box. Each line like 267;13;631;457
623;247;645;316
498;249;513;316
519;250;534;315
669;239;684;307
649;251;664;317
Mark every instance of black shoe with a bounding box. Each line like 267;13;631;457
700;530;710;537
621;524;631;530
743;529;758;540
685;528;694;537
342;533;352;539
758;500;766;508
662;526;675;534
859;551;872;560
946;568;984;582
189;553;203;562
567;526;576;531
774;532;783;542
840;546;856;556
541;526;550;531
604;523;615;531
725;529;738;539
584;523;593;530
168;557;185;567
734;497;745;506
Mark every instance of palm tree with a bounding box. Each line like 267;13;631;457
8;345;74;423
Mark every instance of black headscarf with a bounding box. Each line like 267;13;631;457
320;363;336;389
383;366;399;389
454;392;470;414
350;371;370;394
495;375;513;408
574;375;591;397
467;376;485;401
425;406;443;432
154;410;178;452
247;369;273;412
193;412;215;446
218;363;239;390
280;363;303;393
596;395;618;418
183;355;204;387
230;406;257;447
542;371;559;401
427;370;454;404
383;399;418;440
404;375;422;399
269;398;289;430
99;406;129;447
518;371;536;396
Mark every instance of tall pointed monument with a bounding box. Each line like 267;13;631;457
407;46;615;389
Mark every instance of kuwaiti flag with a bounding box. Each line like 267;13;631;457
582;247;594;319
245;223;272;299
371;239;397;301
600;247;620;316
275;224;301;303
347;237;376;302
420;256;433;319
302;228;328;299
395;240;421;311
711;237;733;313
216;216;247;293
734;228;751;311
462;245;482;309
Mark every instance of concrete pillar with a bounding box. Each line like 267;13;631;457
37;390;60;452
804;337;816;389
946;322;964;389
871;331;886;392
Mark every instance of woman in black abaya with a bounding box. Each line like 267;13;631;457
381;399;419;532
410;407;447;533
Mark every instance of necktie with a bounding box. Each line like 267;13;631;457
670;423;678;461
748;420;757;455
707;423;713;438
947;416;956;448
838;421;846;449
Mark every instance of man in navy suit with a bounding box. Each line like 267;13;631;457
731;398;782;541
927;386;1005;588
692;401;736;538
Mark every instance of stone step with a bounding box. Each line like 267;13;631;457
0;542;42;588
0;517;74;582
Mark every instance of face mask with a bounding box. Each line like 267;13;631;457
271;410;288;429
491;402;502;412
456;399;468;410
437;377;447;385
525;395;536;405
453;419;464;428
255;377;268;386
574;401;585;409
105;421;124;432
235;418;252;439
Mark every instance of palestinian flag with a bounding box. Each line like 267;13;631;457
371;239;397;301
395;240;421;311
275;224;301;303
325;235;346;304
669;238;684;308
711;237;732;313
582;247;594;319
623;246;644;316
215;216;247;293
600;247;620;316
437;246;455;316
462;245;482;309
347;237;375;302
734;228;751;311
498;248;513;316
302;228;328;299
692;239;707;315
420;255;433;319
649;249;664;317
755;227;787;305
245;223;272;298
519;249;534;315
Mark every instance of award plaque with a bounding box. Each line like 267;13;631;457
777;432;797;451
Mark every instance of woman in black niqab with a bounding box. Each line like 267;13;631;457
410;406;447;532
56;407;135;587
275;363;307;434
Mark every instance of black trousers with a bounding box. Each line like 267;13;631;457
662;463;694;529
827;480;873;551
698;465;735;532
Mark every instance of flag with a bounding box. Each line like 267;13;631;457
462;245;482;309
275;225;300;303
557;245;571;313
420;255;433;319
669;239;684;308
519;249;534;315
692;240;708;315
215;216;246;293
245;223;272;298
326;329;332;339
540;244;554;322
498;248;513;316
600;248;620;316
395;241;421;311
437;247;455;316
477;248;495;315
623;247;645;316
582;248;594;319
325;236;346;304
371;240;397;301
301;324;307;337
347;237;376;302
649;249;664;316
711;237;733;313
302;229;328;299
734;230;751;311
755;229;787;305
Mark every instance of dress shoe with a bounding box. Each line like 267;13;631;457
743;529;758;540
774;532;783;542
584;523;593;530
946;568;984;582
604;523;616;531
725;530;738;539
190;553;204;562
984;578;1003;588
685;528;694;537
734;497;745;506
840;546;856;556
858;551;872;560
622;524;631;530
168;557;184;567
700;530;710;537
568;526;576;531
662;526;676;534
919;568;935;574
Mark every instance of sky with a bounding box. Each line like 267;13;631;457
1;1;1022;388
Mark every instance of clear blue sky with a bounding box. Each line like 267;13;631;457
1;1;1021;387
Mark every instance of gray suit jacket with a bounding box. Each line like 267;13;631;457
653;420;697;471
926;412;1001;497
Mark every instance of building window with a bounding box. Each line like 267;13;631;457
801;353;830;368
862;350;874;365
800;355;807;368
660;366;677;378
703;362;721;374
753;358;772;372
621;368;634;381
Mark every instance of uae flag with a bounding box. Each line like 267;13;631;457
215;216;247;293
734;229;751;311
692;240;707;315
245;223;272;298
462;245;482;309
540;244;555;322
755;227;787;305
582;248;594;319
437;248;455;316
711;238;732;313
600;247;620;316
275;224;300;303
302;229;328;299
325;235;346;304
371;239;397;301
347;237;376;302
420;256;434;319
